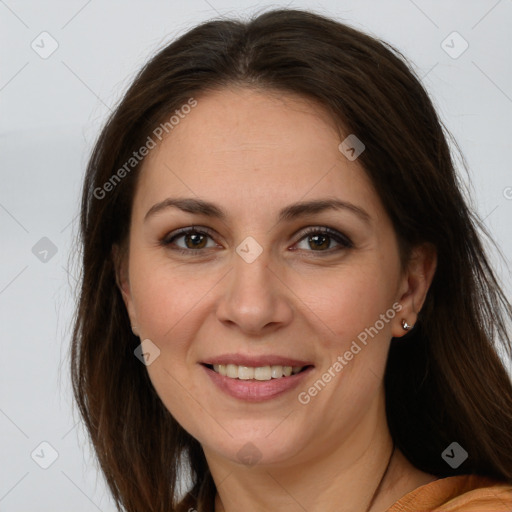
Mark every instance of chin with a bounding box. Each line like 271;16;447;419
200;428;306;467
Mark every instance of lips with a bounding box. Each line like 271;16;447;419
202;363;315;402
200;353;315;401
201;354;313;368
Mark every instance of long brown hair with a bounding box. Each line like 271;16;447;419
70;8;512;512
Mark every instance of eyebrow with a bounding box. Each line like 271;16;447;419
144;197;371;224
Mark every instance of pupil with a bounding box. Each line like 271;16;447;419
310;234;329;250
186;232;206;249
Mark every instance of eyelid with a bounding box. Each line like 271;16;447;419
294;226;353;248
160;225;353;254
160;225;221;252
161;225;216;244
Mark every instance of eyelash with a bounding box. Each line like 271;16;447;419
160;225;354;256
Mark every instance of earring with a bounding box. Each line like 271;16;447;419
131;325;139;336
401;319;412;331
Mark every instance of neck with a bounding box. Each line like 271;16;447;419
204;389;433;512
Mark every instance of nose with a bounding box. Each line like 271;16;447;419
215;247;294;336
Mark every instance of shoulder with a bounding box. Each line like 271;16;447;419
386;474;512;512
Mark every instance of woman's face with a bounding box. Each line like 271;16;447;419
118;87;423;468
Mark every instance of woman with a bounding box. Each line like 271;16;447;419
70;8;512;512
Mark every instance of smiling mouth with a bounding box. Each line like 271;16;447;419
203;363;312;381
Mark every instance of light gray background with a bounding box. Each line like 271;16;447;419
1;0;511;510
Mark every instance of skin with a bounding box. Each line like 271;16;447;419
116;87;438;512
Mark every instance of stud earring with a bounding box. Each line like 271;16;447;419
401;319;412;331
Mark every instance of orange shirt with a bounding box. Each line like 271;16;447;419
386;475;512;511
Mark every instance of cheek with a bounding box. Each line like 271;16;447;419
128;259;209;429
129;254;211;340
129;249;399;352
290;263;399;346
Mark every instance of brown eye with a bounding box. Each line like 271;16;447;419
294;227;353;253
183;231;208;249
161;227;218;252
307;233;330;250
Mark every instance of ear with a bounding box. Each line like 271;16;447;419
112;243;139;334
392;243;437;338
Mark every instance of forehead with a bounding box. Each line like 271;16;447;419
134;87;381;221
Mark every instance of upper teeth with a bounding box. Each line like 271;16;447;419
213;364;304;380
